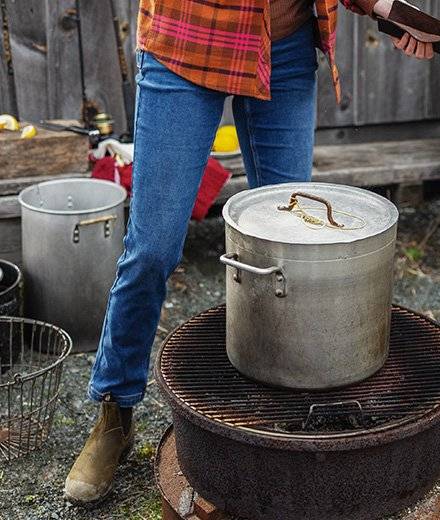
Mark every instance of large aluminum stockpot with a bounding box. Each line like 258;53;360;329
18;178;127;352
221;183;399;390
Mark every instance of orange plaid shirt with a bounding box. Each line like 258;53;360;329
137;0;376;103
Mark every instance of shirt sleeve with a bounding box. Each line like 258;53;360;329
340;0;379;16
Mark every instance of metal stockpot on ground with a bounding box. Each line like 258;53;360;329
0;259;24;371
18;178;127;352
0;259;23;318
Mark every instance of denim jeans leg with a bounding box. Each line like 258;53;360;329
88;51;225;407
233;19;318;188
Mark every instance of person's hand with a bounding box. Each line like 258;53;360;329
392;32;434;59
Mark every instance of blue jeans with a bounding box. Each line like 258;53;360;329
88;19;318;407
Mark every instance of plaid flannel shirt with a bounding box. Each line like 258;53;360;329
137;0;376;103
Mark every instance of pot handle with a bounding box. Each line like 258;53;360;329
304;400;365;430
278;191;344;228
73;215;118;244
220;253;286;298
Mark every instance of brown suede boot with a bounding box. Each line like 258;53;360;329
64;399;135;504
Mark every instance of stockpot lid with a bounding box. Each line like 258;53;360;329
223;183;399;245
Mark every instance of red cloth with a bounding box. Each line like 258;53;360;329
192;157;232;220
90;155;115;182
117;163;133;196
91;156;231;220
90;155;133;197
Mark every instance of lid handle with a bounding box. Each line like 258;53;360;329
278;191;344;228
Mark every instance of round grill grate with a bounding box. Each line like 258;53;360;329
158;305;440;437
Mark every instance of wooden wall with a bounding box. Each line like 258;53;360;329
1;0;439;134
0;0;138;132
318;0;440;128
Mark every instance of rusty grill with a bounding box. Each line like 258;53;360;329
159;305;440;436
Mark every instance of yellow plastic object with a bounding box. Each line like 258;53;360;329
213;125;239;153
0;114;19;131
20;125;37;139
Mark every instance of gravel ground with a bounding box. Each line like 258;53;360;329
2;194;440;520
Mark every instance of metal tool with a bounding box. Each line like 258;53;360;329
92;112;114;137
38;120;100;146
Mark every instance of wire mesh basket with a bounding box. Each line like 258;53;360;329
0;316;72;461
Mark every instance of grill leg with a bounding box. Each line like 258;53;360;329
162;497;183;520
162;495;223;520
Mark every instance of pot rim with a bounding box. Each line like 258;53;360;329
18;178;127;216
222;182;399;246
0;316;72;388
0;260;22;298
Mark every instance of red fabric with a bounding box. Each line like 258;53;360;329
192;158;232;221
91;156;133;197
118;163;133;197
90;156;115;182
91;156;231;220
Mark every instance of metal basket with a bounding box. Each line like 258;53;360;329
0;316;72;461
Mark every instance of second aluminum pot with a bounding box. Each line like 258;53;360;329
18;178;127;352
221;183;399;389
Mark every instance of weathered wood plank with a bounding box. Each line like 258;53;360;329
113;0;137;84
0;216;21;266
0;172;89;197
316;120;440;146
217;138;440;203
313;139;440;173
0;120;89;179
0;0;17;116
317;8;357;128
45;0;82;121
0;195;20;218
78;0;127;134
6;0;49;121
426;0;440;119
357;0;440;125
129;0;140;73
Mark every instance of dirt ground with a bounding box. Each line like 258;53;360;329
2;192;440;520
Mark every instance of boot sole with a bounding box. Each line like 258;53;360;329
63;438;135;507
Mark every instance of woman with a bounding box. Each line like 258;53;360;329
64;0;433;504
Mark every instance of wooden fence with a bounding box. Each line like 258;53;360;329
1;0;439;135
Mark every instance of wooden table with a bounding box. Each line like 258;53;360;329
0;119;89;185
0;120;90;264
